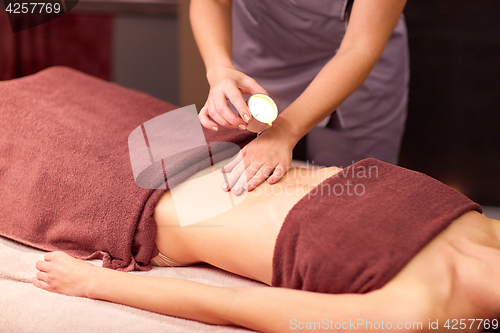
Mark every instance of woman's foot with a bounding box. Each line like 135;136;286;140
32;251;98;298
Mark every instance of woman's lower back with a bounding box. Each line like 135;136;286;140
153;164;342;284
152;158;499;318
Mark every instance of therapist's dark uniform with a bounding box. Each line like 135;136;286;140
232;0;409;167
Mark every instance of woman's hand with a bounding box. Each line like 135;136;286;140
32;251;98;298
221;123;295;195
199;66;268;131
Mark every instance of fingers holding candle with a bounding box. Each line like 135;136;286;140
235;76;269;122
226;84;253;125
198;104;219;131
212;89;246;129
198;70;276;132
199;98;237;130
200;67;269;131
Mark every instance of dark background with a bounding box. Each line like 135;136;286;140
400;0;500;206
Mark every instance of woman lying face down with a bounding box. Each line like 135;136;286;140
33;158;500;333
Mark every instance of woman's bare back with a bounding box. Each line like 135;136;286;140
153;160;500;326
34;160;500;330
154;162;342;284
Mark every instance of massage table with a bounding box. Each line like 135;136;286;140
1;67;498;333
0;67;263;332
0;235;262;332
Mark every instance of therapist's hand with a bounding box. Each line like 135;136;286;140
221;124;295;195
199;66;268;131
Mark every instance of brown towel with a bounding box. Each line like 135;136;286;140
0;67;254;271
272;158;482;294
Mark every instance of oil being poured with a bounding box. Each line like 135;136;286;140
255;128;263;154
253;118;272;152
250;130;267;166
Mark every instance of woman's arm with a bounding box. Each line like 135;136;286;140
224;0;408;193
190;0;267;131
33;252;425;333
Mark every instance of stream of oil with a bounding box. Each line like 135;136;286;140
251;130;263;165
253;121;273;159
256;130;262;150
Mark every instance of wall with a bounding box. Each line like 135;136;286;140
178;0;209;111
400;0;500;205
113;15;179;105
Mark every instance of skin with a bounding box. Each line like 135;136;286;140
33;164;500;332
191;0;408;194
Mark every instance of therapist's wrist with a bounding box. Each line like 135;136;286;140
206;62;236;86
271;116;303;148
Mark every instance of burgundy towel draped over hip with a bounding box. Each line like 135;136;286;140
272;158;482;294
0;67;254;271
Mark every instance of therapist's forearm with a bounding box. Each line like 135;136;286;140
277;46;379;144
190;0;234;81
275;0;407;145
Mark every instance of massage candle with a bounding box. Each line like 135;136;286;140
246;94;278;133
